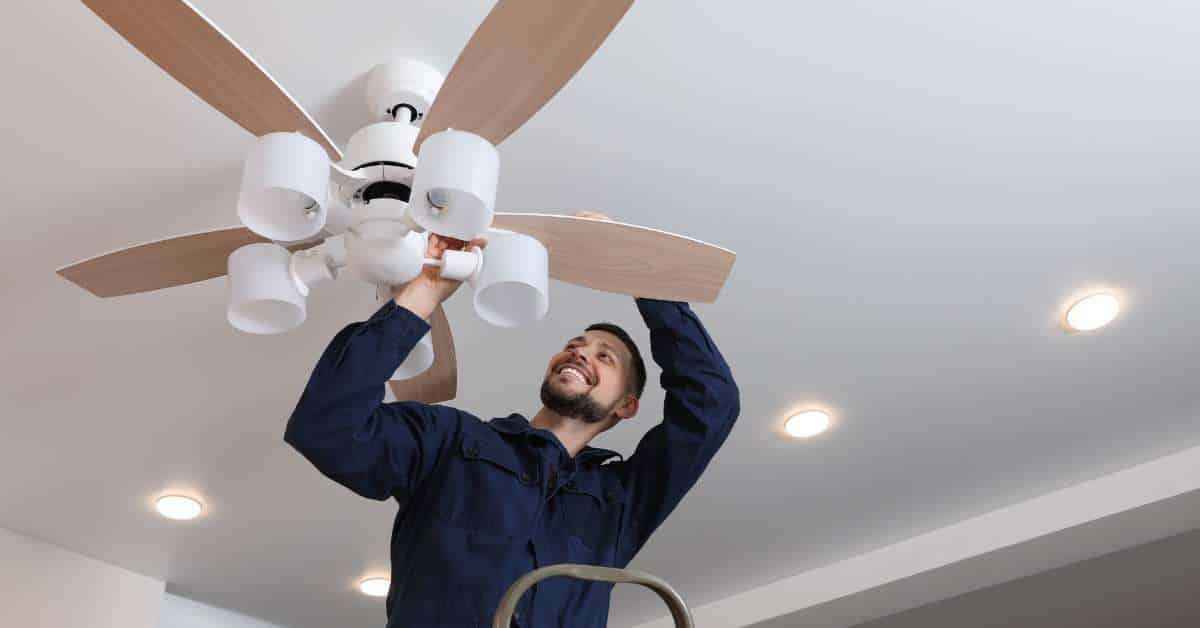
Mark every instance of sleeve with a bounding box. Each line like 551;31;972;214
612;298;741;565
284;299;458;503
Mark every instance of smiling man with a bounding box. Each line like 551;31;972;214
285;213;740;628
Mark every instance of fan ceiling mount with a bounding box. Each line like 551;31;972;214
58;0;736;403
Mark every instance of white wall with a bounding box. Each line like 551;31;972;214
158;593;295;628
0;526;165;628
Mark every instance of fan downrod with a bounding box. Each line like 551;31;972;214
366;59;445;124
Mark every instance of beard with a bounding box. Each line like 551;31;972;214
540;378;616;424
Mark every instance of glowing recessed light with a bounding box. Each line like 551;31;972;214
359;578;390;597
1065;293;1120;331
155;495;203;520
785;410;831;438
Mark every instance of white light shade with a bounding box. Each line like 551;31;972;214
392;331;434;379
155;495;203;520
359;578;390;597
473;233;548;327
1065;293;1120;331
785;410;831;438
239;132;330;241
408;129;499;240
227;243;306;334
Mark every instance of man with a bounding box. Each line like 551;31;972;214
285;213;740;627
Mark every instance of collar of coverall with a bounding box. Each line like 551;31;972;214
489;414;624;465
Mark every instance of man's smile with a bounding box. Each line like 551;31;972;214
555;360;594;386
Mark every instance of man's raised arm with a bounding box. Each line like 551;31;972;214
284;234;483;502
284;301;454;502
612;298;740;565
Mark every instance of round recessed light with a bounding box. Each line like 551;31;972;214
785;410;831;438
155;495;203;521
359;578;390;597
1065;293;1120;331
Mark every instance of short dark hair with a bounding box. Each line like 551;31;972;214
585;322;647;399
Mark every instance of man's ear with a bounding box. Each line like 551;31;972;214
615;395;639;421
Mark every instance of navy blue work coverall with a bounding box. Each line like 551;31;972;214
285;298;739;627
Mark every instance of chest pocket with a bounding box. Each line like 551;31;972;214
560;471;626;556
434;432;541;537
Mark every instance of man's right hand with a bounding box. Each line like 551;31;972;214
392;233;487;320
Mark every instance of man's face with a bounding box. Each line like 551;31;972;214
541;330;633;424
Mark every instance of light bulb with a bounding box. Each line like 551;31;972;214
359;578;390;597
1065;293;1120;331
785;410;831;438
155;495;203;520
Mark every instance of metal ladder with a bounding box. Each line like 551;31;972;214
493;564;694;628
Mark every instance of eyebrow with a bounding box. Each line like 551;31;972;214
566;337;622;359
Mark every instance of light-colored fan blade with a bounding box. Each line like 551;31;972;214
389;306;457;404
415;0;634;152
82;0;341;161
56;227;318;298
491;213;736;303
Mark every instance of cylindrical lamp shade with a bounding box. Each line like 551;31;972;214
392;331;434;379
238;132;330;242
227;243;306;334
473;233;548;327
408;130;498;240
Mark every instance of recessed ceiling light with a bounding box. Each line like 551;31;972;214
785;410;831;438
155;495;203;520
359;578;390;597
1065;293;1120;331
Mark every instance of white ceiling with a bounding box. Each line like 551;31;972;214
2;1;1199;627
844;529;1200;628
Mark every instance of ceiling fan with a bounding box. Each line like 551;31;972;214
57;0;736;404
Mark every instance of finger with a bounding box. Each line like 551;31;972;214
428;234;453;259
467;237;488;250
443;236;469;250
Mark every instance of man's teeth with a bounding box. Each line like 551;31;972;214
561;367;588;384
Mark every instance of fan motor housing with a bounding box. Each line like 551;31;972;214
340;121;419;203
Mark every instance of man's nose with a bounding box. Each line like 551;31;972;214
569;348;591;365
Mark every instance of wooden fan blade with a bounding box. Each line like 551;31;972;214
490;213;736;303
389;306;458;404
415;0;634;152
82;0;341;160
56;227;318;298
